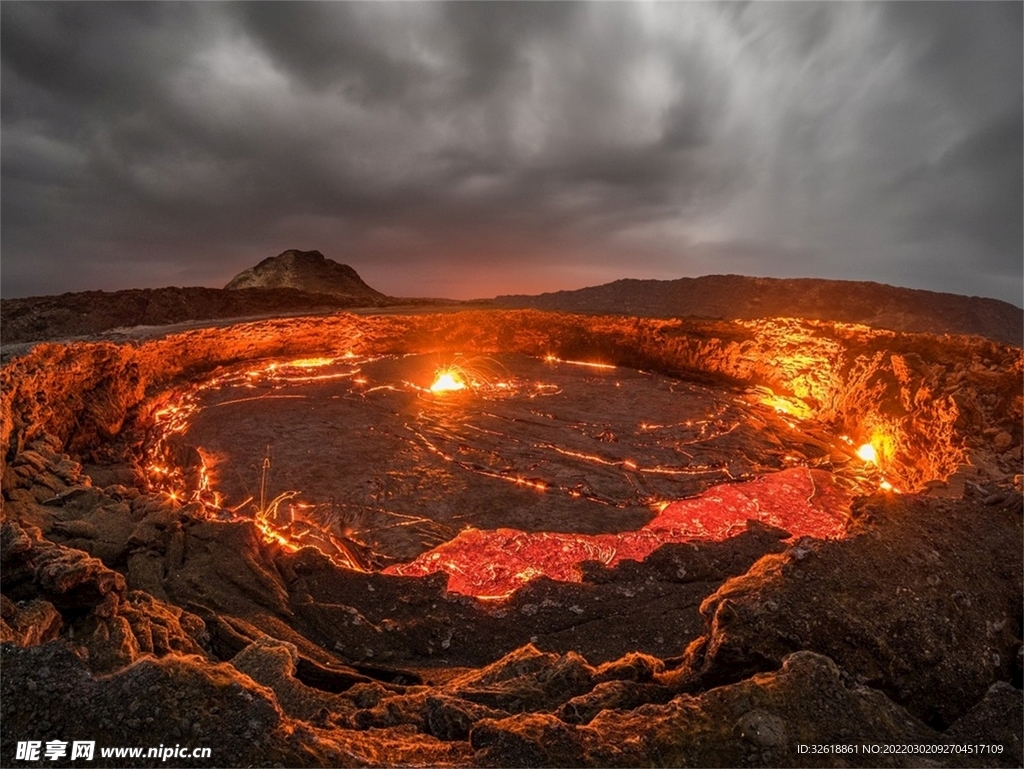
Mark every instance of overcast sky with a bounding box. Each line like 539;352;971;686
2;2;1021;304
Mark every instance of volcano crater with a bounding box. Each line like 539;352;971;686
2;309;1021;767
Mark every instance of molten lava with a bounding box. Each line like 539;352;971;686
385;467;852;600
544;354;616;370
430;369;467;393
144;355;372;571
145;349;896;599
857;443;878;464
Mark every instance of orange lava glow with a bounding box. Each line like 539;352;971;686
544;354;616;370
145;355;370;572
146;350;893;597
277;357;336;368
430;370;467;393
385;467;852;600
857;443;878;464
755;387;814;420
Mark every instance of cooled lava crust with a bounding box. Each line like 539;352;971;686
1;310;1022;768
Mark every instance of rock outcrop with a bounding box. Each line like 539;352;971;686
224;249;386;302
677;492;1023;728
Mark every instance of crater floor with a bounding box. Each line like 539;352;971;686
160;353;863;566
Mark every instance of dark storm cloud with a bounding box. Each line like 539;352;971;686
893;115;1023;256
235;3;422;100
1;2;1020;304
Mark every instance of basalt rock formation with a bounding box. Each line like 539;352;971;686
1;310;1021;767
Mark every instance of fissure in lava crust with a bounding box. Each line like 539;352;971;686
387;467;850;599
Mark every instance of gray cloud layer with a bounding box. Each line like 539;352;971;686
2;2;1020;304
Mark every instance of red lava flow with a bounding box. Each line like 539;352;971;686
385;467;851;600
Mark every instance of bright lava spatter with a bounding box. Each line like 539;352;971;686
430;370;466;393
857;443;879;464
145;354;896;600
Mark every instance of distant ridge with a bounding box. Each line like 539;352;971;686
494;275;1022;346
1;250;394;345
0;287;379;345
225;249;386;303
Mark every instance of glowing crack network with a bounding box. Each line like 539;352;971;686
146;352;890;599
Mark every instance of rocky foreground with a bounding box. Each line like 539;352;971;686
2;485;1022;768
1;310;1021;767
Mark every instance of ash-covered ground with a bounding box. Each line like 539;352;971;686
1;310;1021;768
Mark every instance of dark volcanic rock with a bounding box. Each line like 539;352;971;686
495;274;1023;346
678;493;1024;728
2;520;125;610
0;641;470;768
0;285;388;345
946;682;1024;767
448;646;597;714
224;249;386;302
230;638;358;721
426;695;510;741
555;679;674;725
0;595;62;647
581;652;972;768
1;520;209;673
471;712;586;768
0;641;310;767
471;651;1022;768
